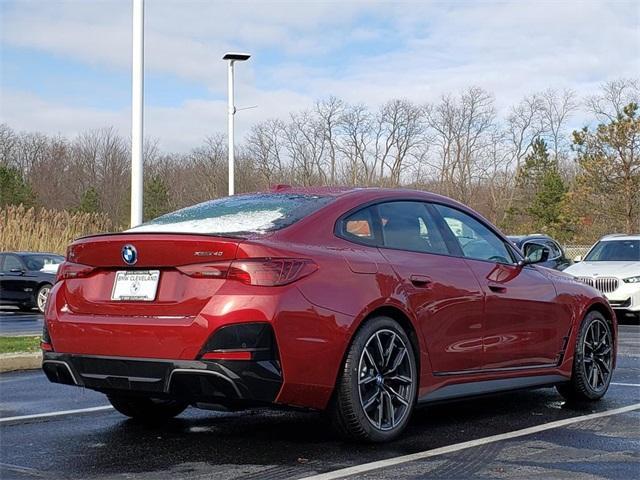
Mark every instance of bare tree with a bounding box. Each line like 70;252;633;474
337;104;374;185
316;97;344;184
586;78;640;122
540;88;577;160
245;119;286;187
372;99;425;186
285;110;327;186
425;87;496;204
0;124;17;168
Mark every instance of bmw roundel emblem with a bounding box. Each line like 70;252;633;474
122;244;138;265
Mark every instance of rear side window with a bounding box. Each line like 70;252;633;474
2;255;23;272
129;194;333;235
378;202;448;254
339;206;379;246
338;201;449;254
23;255;65;271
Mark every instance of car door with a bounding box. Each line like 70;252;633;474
432;204;569;370
372;201;486;374
0;254;31;304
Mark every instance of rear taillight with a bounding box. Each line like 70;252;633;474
176;262;230;279
55;261;95;283
178;258;317;286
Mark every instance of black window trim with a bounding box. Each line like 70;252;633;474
334;198;524;265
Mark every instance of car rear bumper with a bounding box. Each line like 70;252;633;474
42;352;282;407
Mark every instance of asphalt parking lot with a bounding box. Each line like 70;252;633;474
0;309;43;337
0;325;638;480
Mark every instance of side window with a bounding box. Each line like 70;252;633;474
2;255;24;272
544;241;561;259
523;242;547;262
434;205;514;264
340;206;379;246
377;201;448;254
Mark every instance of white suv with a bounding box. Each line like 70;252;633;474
565;234;640;320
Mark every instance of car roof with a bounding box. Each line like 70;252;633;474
262;185;464;204
599;234;640;242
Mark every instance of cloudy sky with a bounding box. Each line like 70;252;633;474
1;0;638;152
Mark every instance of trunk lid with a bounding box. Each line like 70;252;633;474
62;233;241;316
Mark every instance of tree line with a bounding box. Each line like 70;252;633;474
1;78;638;243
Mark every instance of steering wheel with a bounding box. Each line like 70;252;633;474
488;255;509;263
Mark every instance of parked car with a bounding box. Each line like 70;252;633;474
42;188;616;442
565;234;640;321
508;234;572;271
0;252;65;313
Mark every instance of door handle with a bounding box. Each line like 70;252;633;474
410;275;432;288
488;284;507;293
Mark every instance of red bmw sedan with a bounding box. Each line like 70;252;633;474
42;187;616;442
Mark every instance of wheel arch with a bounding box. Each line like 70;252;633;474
586;301;615;334
341;304;431;391
584;300;618;368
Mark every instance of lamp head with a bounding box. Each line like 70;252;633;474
223;52;251;61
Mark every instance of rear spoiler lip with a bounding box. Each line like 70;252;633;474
72;231;258;242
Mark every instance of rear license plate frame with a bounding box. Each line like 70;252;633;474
111;270;160;302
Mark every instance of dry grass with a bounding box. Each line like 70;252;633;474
0;205;114;255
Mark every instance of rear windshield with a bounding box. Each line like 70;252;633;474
584;240;640;261
128;193;333;235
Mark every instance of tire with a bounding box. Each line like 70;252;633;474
557;310;614;403
107;394;188;422
36;284;52;313
330;316;417;442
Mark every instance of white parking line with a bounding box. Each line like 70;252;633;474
299;403;640;480
612;382;640;387
0;405;113;424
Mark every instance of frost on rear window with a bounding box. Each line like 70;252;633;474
128;193;333;235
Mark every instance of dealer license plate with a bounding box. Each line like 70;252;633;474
111;270;160;301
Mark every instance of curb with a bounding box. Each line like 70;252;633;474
0;352;41;373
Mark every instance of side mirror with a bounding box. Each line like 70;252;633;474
519;247;550;266
573;255;582;263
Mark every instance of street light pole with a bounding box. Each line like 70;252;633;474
223;52;250;196
131;0;144;226
227;59;235;196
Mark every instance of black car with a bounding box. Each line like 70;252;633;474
507;235;572;271
0;252;64;313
